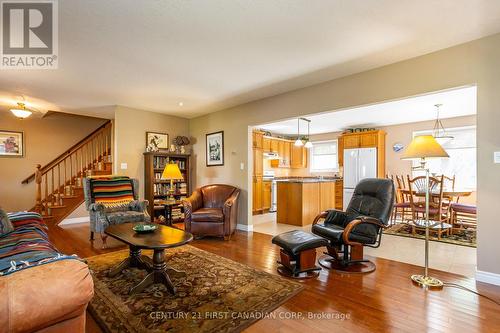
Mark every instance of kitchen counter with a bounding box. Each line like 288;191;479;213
275;177;342;183
277;179;343;226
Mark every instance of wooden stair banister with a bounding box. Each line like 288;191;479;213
22;120;112;185
29;121;113;223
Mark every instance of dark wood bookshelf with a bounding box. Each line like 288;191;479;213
143;152;191;220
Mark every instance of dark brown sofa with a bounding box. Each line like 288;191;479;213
183;184;240;239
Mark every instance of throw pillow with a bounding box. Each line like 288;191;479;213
0;207;14;235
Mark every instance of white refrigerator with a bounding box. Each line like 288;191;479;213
343;148;377;209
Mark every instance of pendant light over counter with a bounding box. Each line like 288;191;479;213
294;118;304;146
294;117;312;148
432;104;454;145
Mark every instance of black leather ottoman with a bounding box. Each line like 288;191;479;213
272;230;328;279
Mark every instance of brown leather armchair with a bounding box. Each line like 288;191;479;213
183;184;240;240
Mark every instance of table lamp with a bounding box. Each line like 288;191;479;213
401;135;449;289
161;162;184;203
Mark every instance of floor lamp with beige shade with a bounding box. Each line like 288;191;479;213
401;135;449;289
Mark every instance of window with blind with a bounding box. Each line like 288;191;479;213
309;140;339;173
412;126;476;190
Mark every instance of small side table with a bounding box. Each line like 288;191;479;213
157;200;181;226
411;219;452;239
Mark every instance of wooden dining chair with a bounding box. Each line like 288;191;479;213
441;175;456;190
440;174;456;203
390;175;411;224
407;175;450;239
450;203;477;234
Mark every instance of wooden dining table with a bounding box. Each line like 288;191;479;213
400;189;472;202
399;189;472;238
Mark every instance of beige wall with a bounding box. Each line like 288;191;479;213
306;114;476;177
306;115;478;203
113;106;190;199
383;115;476;177
189;33;500;275
0;111;107;212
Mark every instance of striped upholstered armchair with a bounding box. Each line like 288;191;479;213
83;176;150;246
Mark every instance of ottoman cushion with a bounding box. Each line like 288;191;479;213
272;230;328;255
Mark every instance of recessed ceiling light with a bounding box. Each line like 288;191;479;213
178;102;184;107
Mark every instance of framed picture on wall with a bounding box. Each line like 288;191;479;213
0;130;24;157
146;131;168;152
206;131;224;166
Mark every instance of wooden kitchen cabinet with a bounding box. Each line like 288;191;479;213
262;136;271;152
338;130;386;178
277;182;320;226
271;139;290;168
252;176;263;214
360;132;378;147
262;180;272;211
270;139;279;153
283;141;291;167
342;135;360;149
253;148;263;176
278;140;285;158
338;136;344;166
291;145;307;168
253;131;263;148
334;180;343;210
277;180;341;225
319;182;335;212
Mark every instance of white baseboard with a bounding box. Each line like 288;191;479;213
476;269;500;286
236;224;253;232
59;216;89;226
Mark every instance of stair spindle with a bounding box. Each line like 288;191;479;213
70;154;73;193
80;148;84;186
98;132;102;163
51;168;55;206
34;164;43;214
104;128;108;162
57;163;61;204
64;157;67;194
44;173;48;213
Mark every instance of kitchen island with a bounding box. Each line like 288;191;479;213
276;178;343;226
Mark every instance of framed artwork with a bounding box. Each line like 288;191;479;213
146;132;168;152
206;131;224;166
0;130;24;157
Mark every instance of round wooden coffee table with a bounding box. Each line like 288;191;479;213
105;222;193;295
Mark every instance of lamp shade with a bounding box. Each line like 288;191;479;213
401;135;449;160
161;163;184;180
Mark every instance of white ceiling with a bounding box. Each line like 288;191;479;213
257;86;477;135
0;1;499;118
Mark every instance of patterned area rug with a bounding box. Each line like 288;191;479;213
87;245;303;333
384;223;476;247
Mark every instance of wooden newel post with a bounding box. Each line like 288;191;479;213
34;164;43;214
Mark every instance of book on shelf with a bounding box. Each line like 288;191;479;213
153;156;187;170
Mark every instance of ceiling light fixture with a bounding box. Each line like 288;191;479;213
304;118;313;148
294;118;304;146
432;104;453;145
10;103;32;119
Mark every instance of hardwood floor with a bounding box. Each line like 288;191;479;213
48;223;500;333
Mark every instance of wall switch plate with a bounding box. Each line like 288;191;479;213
240;162;245;170
494;152;500;164
120;163;128;170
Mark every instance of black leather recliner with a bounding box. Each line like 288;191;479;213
312;178;395;273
